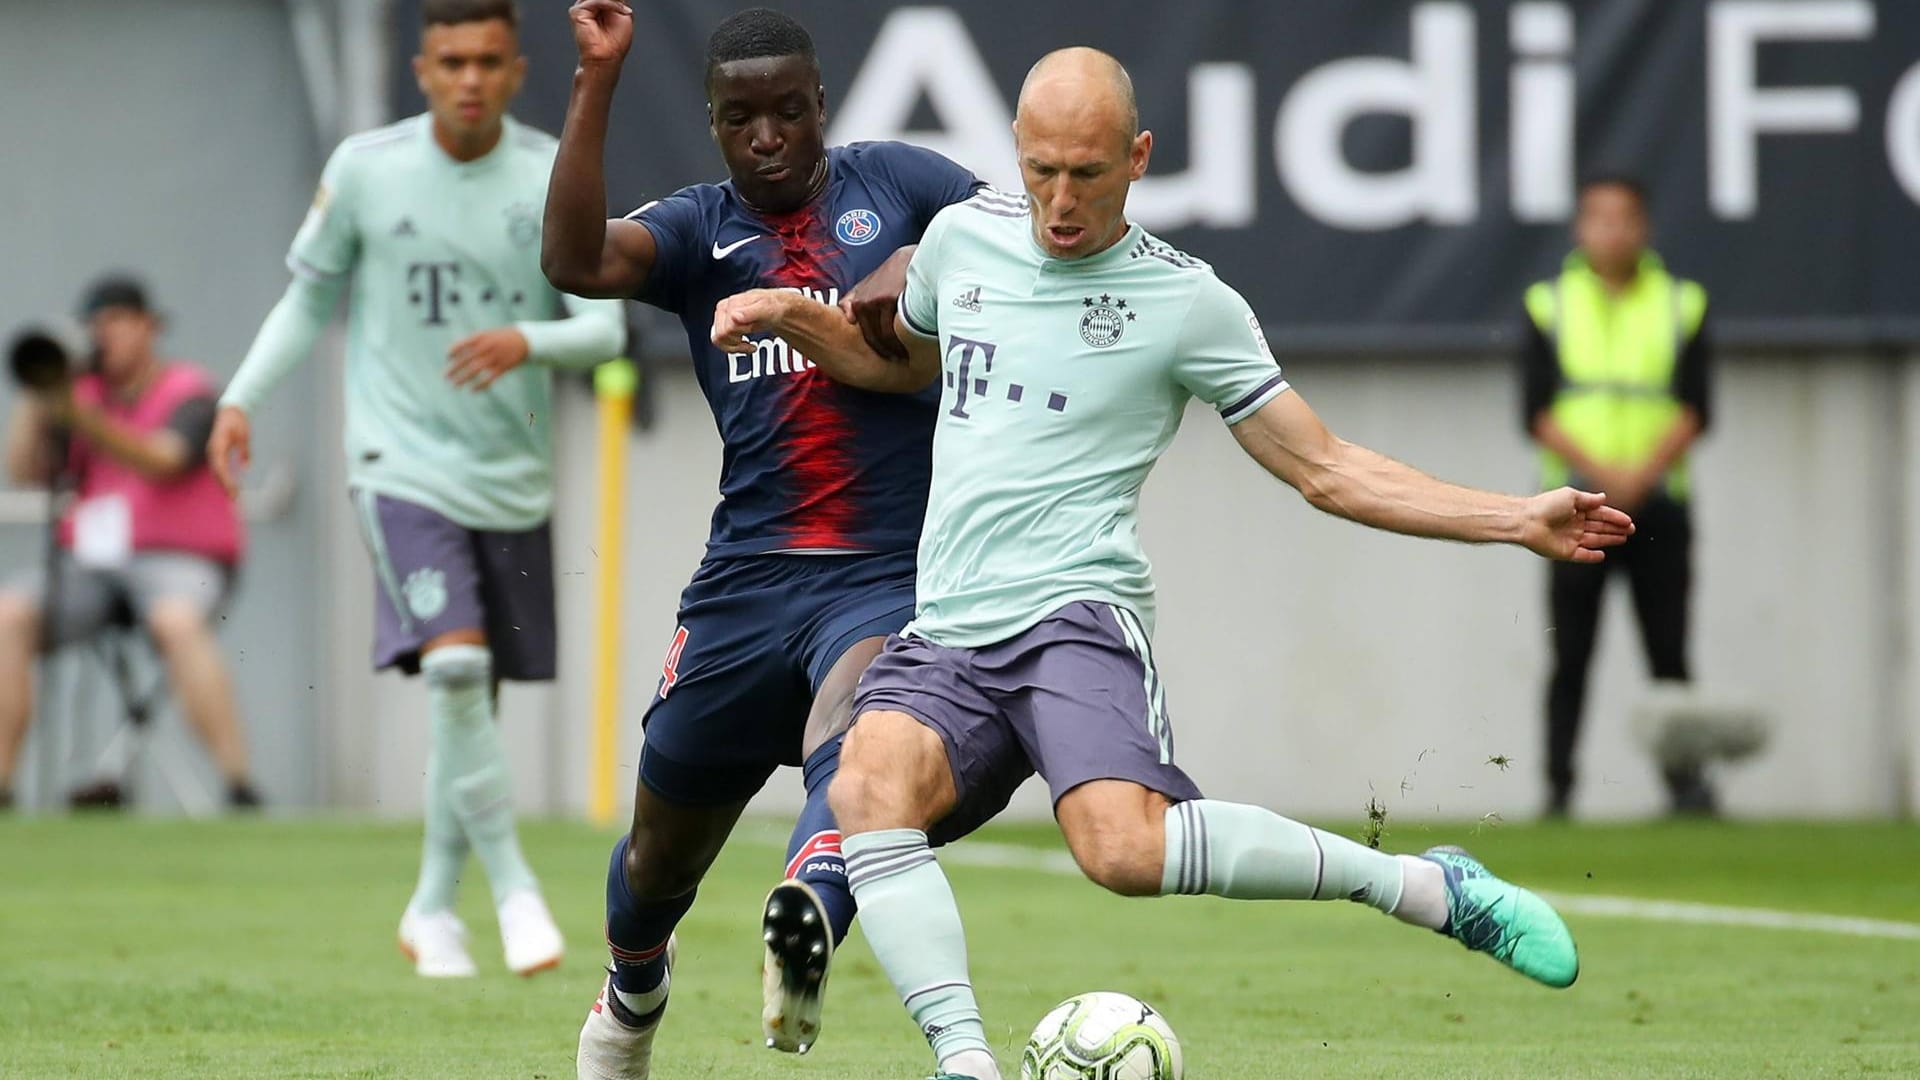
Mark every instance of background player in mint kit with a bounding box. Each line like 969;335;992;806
210;0;625;979
540;2;981;1074
712;48;1634;1080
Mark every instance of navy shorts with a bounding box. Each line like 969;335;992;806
853;600;1204;840
638;549;918;805
351;490;556;681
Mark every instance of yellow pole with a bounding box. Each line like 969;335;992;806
588;359;637;827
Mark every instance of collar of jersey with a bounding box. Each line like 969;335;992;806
724;149;839;220
1031;222;1143;272
421;112;515;174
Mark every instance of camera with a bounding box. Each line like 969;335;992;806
7;327;80;391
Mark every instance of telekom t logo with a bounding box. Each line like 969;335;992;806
407;261;461;326
942;334;1069;418
945;335;996;419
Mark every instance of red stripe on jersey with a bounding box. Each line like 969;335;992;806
773;375;859;548
765;205;860;550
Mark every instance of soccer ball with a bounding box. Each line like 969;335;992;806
1019;991;1183;1080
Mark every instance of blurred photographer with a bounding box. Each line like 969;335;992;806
0;276;258;809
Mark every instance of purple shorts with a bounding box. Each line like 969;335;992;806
853;600;1203;839
351;490;556;680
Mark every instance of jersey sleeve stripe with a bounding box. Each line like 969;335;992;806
1220;373;1290;425
340;123;416;155
965;188;1030;217
900;292;938;338
286;253;343;283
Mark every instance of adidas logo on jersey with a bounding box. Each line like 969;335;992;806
952;286;983;312
392;217;417;238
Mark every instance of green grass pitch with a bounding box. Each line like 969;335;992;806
2;816;1916;1078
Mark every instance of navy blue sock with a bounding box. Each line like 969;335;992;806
605;833;694;995
785;733;857;945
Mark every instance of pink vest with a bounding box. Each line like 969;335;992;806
58;362;244;565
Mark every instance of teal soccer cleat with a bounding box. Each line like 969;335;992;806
1421;845;1580;988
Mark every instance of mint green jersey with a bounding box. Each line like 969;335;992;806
235;114;624;531
899;190;1290;646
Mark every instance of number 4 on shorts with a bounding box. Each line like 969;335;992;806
659;625;690;698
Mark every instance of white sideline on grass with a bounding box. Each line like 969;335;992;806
738;824;1920;942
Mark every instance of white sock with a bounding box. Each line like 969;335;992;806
612;967;670;1020
1161;800;1407;913
422;645;540;902
939;1047;1002;1080
1391;854;1449;930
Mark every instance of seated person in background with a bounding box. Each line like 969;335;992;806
0;276;258;810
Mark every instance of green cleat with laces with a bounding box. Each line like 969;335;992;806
1421;845;1580;988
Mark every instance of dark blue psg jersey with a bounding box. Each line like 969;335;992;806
627;141;981;558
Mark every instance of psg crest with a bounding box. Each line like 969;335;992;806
835;208;881;247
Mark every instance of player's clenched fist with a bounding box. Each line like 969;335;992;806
711;290;796;355
569;0;635;69
208;405;252;499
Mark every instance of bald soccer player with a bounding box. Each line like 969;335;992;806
710;48;1627;1078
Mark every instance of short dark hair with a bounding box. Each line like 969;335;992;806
706;8;818;84
78;274;155;320
1578;173;1649;210
423;0;517;30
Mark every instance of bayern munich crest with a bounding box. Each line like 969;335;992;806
835;207;882;246
1079;293;1134;348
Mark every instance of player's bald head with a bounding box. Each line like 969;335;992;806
1012;48;1151;259
1015;47;1138;149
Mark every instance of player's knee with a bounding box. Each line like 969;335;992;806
830;711;947;832
826;760;886;832
420;643;492;690
1066;825;1163;897
0;591;41;648
1059;785;1172;897
143;600;209;654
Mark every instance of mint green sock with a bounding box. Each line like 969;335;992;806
843;829;992;1066
404;735;470;915
1162;800;1405;914
422;645;539;903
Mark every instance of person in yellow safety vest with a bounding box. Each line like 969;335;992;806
1521;175;1713;819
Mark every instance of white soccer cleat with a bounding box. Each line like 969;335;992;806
397;908;479;978
498;889;565;976
761;879;833;1053
577;937;675;1080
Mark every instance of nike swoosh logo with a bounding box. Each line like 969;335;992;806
712;235;766;259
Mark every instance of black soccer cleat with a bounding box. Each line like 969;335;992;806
760;879;833;1054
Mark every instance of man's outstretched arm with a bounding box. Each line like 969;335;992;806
541;0;658;298
712;288;941;394
1234;390;1634;562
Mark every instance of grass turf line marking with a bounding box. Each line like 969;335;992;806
739;823;1920;942
1542;895;1920;940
